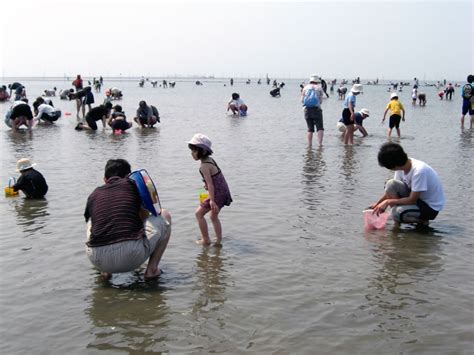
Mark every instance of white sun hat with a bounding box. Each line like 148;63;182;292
351;84;363;93
16;158;36;172
187;133;213;153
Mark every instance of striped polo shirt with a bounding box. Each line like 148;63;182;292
85;177;145;247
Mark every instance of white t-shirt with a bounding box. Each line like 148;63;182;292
229;98;245;108
394;158;445;211
37;104;57;116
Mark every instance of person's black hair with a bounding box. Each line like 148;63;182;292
20;98;28;103
113;104;122;112
104;159;131;179
231;93;239;100
85;86;92;92
139;100;147;107
33;101;40;110
188;144;211;159
104;101;113;110
468;75;474;83
377;142;408;169
36;96;45;104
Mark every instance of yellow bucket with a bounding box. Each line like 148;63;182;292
5;177;19;197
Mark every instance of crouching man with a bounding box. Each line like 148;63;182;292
84;159;171;280
370;143;445;226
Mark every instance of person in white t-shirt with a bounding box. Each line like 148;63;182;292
370;142;445;226
227;93;248;116
33;99;61;124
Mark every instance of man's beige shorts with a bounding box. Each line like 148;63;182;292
86;215;170;273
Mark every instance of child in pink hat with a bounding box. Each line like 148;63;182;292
188;133;232;246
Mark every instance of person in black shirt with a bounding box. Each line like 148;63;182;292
13;158;48;198
75;102;112;131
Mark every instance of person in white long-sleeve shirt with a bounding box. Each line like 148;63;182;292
33;99;61;124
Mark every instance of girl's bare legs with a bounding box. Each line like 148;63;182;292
387;128;392;139
209;209;222;245
195;205;211;245
396;127;401;138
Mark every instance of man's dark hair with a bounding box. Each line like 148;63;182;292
231;93;239;100
188;144;211;159
104;159;131;179
377;142;408;169
468;75;474;83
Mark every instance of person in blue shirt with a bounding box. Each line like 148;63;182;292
341;84;363;145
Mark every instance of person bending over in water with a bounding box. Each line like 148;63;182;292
227;93;248;116
13;158;48;198
370;142;444;227
84;159;172;280
134;100;160;128
188;134;232;246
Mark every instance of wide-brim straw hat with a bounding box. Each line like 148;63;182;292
360;108;370;116
16;158;36;172
187;133;213;154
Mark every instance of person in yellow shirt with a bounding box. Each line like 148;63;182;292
382;92;405;139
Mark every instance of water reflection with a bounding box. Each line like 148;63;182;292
192;247;228;315
340;145;358;184
5;130;34;157
363;230;444;336
301;147;326;208
13;198;49;236
86;277;170;353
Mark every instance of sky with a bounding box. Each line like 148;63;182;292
0;0;472;80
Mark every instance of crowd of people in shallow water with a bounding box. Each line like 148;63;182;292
2;73;473;281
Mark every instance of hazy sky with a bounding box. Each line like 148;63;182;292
1;0;472;80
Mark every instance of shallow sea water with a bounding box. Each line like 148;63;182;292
0;79;472;354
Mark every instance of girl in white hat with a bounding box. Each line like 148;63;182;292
188;134;232;245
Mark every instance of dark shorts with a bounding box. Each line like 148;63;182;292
110;119;130;131
39;111;61;122
86;115;99;130
416;199;439;220
304;106;323;132
342;108;353;126
11;104;33;120
389;114;401;129
462;99;474;115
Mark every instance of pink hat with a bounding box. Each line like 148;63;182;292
188;133;213;153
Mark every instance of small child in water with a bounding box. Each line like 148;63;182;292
188;133;232;246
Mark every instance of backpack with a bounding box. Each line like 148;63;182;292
303;86;320;107
462;83;472;99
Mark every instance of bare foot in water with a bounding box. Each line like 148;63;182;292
213;239;222;247
144;267;161;280
195;239;211;246
101;271;112;280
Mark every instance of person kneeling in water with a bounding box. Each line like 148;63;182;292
84;159;172;279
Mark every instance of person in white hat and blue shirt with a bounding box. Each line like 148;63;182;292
301;75;325;147
13;158;48;198
341;83;363;145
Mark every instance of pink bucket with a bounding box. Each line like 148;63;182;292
363;209;389;230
